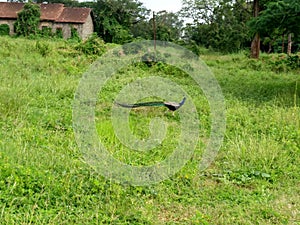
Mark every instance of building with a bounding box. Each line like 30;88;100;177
0;2;93;39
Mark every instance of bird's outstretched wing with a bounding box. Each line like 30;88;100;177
115;97;186;111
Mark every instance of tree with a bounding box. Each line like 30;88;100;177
181;0;252;53
181;0;219;25
14;1;40;36
249;0;300;54
131;19;152;39
79;0;150;44
151;11;184;42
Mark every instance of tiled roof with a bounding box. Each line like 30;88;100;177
40;3;64;21
0;2;24;19
56;7;92;23
0;2;91;23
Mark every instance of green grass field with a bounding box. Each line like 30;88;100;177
0;36;299;224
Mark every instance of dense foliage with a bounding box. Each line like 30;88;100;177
75;33;107;57
0;24;10;36
181;0;300;54
248;0;300;53
14;1;40;36
250;0;300;36
78;0;150;44
181;0;252;53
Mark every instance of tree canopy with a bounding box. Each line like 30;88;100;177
249;0;300;37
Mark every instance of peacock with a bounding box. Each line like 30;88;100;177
115;97;186;111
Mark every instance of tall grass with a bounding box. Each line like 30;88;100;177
0;36;299;224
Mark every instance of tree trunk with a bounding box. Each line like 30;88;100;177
250;0;260;58
267;38;276;54
153;11;156;51
251;33;260;58
267;42;272;54
287;33;292;55
282;34;285;53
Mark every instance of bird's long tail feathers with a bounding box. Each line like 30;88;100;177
115;101;165;108
179;97;186;106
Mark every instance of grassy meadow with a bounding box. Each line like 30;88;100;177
0;36;299;224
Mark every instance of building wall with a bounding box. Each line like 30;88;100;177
81;14;94;40
39;21;54;31
52;17;93;40
0;19;15;35
53;22;71;39
0;16;93;39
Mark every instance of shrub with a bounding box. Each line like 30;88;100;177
75;33;107;56
141;51;166;67
176;40;209;56
122;41;147;55
0;24;10;36
111;25;133;44
40;26;53;37
267;54;300;72
35;40;51;57
286;55;300;70
70;26;80;41
55;28;63;39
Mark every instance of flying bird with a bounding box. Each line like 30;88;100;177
115;97;186;111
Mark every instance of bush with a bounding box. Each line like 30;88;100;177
35;40;51;57
122;41;147;55
267;54;300;72
286;55;300;70
75;33;107;57
0;24;10;36
111;25;133;44
55;28;63;39
40;26;53;38
176;40;210;56
251;54;300;72
70;26;80;41
141;51;166;67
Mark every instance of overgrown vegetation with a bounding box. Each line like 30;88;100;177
75;33;107;57
0;36;299;224
14;1;40;36
0;24;10;36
